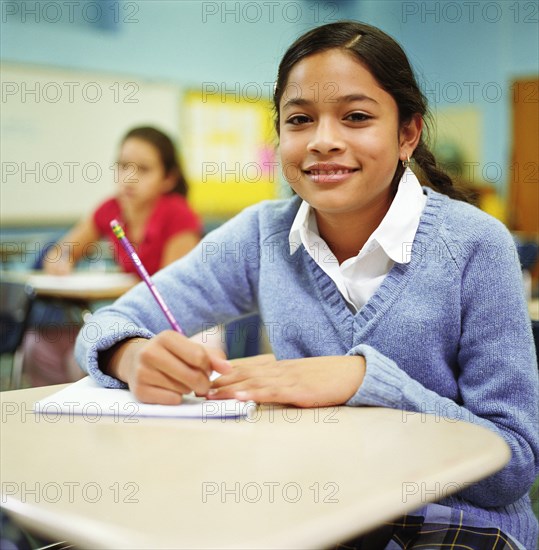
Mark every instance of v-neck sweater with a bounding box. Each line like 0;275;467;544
76;188;539;548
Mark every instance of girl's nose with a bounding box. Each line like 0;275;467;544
118;165;139;186
307;119;346;155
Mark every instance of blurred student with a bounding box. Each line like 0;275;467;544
25;126;202;386
44;126;201;276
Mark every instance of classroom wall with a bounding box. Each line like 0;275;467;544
1;0;305;224
2;0;538;226
0;0;302;86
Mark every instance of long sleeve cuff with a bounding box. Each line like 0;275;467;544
345;344;476;427
75;325;155;389
345;344;406;408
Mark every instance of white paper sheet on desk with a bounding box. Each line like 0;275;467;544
33;377;257;419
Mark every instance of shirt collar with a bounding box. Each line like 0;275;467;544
370;168;426;263
288;168;426;263
289;199;312;254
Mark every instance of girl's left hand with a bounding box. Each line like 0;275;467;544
208;355;366;407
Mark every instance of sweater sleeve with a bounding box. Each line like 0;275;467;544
346;221;539;508
74;205;261;388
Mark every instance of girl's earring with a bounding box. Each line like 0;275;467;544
402;155;411;169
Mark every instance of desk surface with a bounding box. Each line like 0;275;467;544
1;271;138;300
0;384;510;549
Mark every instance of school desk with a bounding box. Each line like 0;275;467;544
0;384;510;549
0;271;138;301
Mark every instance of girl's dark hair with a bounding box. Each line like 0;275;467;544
273;21;474;203
122;126;188;196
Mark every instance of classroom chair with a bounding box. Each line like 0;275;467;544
0;281;36;390
225;314;262;359
532;320;539;360
0;508;73;550
29;239;103;330
515;239;539;272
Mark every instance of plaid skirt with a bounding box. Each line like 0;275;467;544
337;503;527;550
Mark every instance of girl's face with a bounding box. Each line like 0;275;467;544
116;138;173;208
279;48;415;220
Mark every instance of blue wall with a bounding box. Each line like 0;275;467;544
1;0;302;86
2;0;538;196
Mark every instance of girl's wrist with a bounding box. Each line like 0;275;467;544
101;337;147;382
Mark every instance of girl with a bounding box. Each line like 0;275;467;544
75;22;539;549
26;126;202;386
43;126;202;276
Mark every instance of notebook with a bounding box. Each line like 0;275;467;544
33;377;257;420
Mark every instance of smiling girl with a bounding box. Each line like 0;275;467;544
76;22;538;548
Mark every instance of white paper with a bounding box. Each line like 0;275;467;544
33;377;257;420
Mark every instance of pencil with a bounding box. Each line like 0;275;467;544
109;219;184;334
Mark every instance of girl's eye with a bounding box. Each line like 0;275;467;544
285;114;311;125
346;112;371;122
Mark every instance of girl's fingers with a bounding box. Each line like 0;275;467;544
206;347;228;361
228;354;276;368
210;355;233;375
144;346;209;395
138;333;213;395
135;365;192;395
157;331;214;376
134;384;186;406
209;368;289;395
208;381;294;405
206;380;251;400
211;364;279;389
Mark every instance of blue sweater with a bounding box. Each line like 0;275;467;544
76;188;539;548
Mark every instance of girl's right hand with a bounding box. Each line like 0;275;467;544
106;331;232;405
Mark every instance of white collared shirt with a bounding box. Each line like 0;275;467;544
288;168;427;312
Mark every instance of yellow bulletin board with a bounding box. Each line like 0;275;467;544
181;90;278;216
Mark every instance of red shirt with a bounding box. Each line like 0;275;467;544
93;194;202;276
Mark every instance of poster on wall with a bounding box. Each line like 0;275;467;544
181;89;278;217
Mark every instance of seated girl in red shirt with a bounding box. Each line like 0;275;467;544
45;126;202;276
26;127;203;386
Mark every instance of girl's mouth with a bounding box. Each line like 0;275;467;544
306;168;358;175
304;166;359;183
